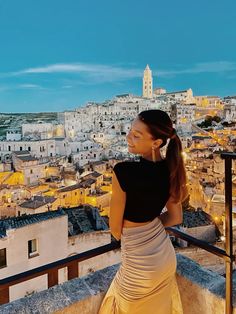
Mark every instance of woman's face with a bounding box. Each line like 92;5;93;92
126;117;161;156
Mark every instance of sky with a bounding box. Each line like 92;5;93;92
0;0;236;113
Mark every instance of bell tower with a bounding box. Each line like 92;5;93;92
142;64;153;98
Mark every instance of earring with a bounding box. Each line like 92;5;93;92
152;147;156;162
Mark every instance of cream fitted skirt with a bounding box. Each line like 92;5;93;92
98;217;183;314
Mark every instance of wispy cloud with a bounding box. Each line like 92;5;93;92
1;61;236;85
62;85;73;89
155;61;236;77
17;84;42;89
0;83;46;91
13;63;142;83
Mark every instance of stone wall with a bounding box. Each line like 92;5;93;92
176;246;224;268
0;254;235;314
182;224;216;243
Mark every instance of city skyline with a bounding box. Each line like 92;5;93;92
0;0;236;113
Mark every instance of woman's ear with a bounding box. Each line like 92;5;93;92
153;139;163;148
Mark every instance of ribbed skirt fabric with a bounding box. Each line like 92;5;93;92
98;217;183;314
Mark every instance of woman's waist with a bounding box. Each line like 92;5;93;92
122;217;164;233
123;219;153;228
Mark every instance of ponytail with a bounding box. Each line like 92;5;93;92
166;134;188;203
138;109;189;203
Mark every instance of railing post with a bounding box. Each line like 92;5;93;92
48;268;58;288
0;285;9;305
68;261;79;280
224;155;233;314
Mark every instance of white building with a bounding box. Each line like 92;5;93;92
165;89;194;104
153;87;166;96
22;122;65;140
58;110;92;138
72;149;104;167
6;130;21;141
19;195;59;215
0;207;112;302
12;151;48;185
171;103;196;132
0;139;56;161
22;122;53;139
223;101;236;122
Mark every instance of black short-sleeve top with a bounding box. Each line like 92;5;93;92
113;157;170;222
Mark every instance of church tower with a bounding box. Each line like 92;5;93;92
142;64;153;98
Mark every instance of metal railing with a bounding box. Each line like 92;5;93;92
167;152;235;314
0;153;235;313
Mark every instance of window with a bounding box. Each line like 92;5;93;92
8;146;11;151
20;146;22;151
28;146;31;151
30;169;33;174
28;239;38;258
0;248;7;268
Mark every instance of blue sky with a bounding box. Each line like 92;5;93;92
0;0;236;113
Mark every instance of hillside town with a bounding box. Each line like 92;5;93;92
0;65;236;302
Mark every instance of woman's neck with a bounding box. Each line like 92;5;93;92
141;150;163;162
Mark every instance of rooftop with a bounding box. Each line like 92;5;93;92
82;171;102;180
192;135;212;139
165;90;188;94
12;150;30;155
182;208;214;228
20;195;57;209
64;206;108;235
89;161;106;166
0;209;66;238
58;179;96;192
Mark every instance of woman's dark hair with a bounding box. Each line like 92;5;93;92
138;109;188;203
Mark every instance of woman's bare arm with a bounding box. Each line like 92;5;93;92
159;196;183;227
109;171;126;240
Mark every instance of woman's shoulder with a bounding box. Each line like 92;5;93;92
113;160;139;168
113;160;139;172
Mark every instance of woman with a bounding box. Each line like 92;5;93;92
98;109;188;314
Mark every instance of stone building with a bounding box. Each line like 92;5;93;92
142;64;153;98
0;206;114;302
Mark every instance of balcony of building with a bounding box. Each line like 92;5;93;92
0;153;235;314
0;250;235;314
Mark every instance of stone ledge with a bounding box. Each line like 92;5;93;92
0;264;119;314
176;254;236;314
177;254;226;299
0;254;235;314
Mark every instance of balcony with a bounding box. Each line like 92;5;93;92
0;152;235;313
0;254;235;314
